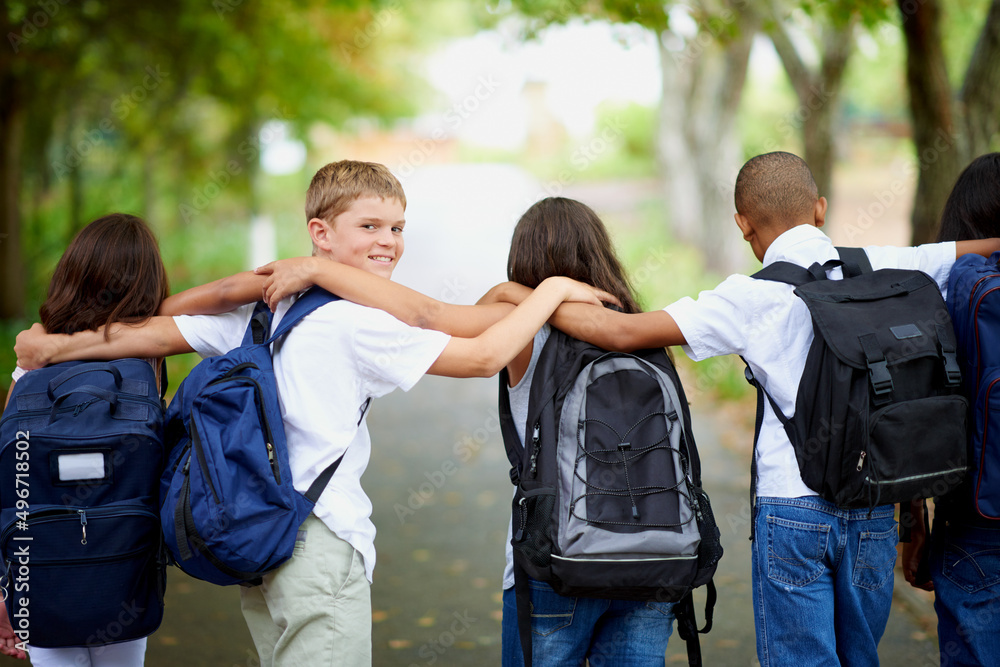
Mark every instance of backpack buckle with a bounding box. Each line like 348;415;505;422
942;353;962;387
509;466;520;485
868;360;894;396
937;324;962;387
859;333;893;398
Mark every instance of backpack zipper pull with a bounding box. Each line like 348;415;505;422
266;442;281;482
529;423;540;478
514;497;527;542
78;510;88;545
856;451;866;472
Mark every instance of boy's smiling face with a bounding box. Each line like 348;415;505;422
311;196;405;279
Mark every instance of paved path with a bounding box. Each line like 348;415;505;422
4;374;942;667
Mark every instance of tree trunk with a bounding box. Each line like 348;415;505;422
961;0;1000;158
898;0;964;244
657;10;755;275
0;74;25;320
769;15;855;203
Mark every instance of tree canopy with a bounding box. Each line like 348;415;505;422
0;0;421;318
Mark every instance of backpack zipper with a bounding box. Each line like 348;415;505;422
864;467;967;486
528;422;540;478
973;285;1000;388
204;374;281;484
0;504;158;550
968;272;1000;311
976;377;1000;516
190;418;220;504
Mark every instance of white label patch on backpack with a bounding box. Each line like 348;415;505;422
56;452;107;482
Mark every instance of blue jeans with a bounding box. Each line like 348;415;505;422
501;580;674;667
930;513;1000;666
752;496;897;667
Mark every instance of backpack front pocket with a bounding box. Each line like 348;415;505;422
1;502;164;647
861;394;968;507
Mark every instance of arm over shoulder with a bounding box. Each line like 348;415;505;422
15;317;192;368
546;305;683;352
159;271;265;316
173;305;256;358
663;275;758;361
866;241;957;293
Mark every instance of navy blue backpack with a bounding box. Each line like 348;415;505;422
0;359;167;648
161;287;341;585
947;251;1000;519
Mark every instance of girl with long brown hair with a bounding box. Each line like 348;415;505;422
1;213;168;666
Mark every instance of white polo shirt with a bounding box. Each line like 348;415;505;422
664;224;956;498
174;296;450;582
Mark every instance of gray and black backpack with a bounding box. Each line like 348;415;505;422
499;329;722;667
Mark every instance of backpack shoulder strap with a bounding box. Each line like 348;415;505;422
836;246;873;277
498;369;525;484
751;260;836;286
243;301;273;346
513;560;534;666
266;287;341;344
740;357;793;542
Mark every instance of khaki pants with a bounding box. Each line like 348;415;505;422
240;514;371;667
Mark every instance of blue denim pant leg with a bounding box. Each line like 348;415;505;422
586;597;674;667
930;517;1000;666
502;580;674;667
752;497;897;667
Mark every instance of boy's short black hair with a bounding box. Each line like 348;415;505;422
735;152;818;228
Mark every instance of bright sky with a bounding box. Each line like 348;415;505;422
421;18;662;147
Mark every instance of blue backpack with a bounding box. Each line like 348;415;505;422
947;252;1000;519
161;287;340;585
0;359;167;647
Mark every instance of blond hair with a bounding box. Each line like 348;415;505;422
305;160;406;224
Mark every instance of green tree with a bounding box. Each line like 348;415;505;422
763;2;891;201
502;0;757;272
0;0;417;319
898;0;1000;243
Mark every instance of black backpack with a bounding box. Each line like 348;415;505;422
744;247;968;512
499;329;722;667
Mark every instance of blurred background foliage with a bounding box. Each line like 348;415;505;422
1;0;998;403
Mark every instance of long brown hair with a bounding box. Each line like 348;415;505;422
507;197;641;314
41;213;169;336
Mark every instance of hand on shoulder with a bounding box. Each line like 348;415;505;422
14;323;56;370
540;276;621;308
256;256;326;311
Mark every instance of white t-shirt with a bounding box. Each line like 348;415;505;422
174;296;450;582
665;224;956;498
